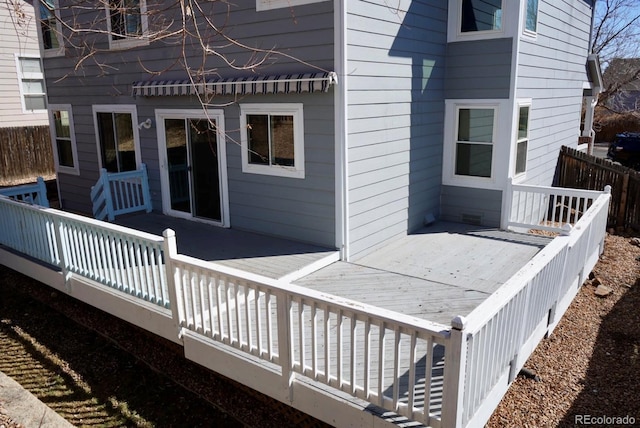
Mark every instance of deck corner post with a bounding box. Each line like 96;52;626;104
500;178;514;231
141;164;153;213
162;228;182;338
276;292;294;404
442;315;468;428
36;177;50;208
100;169;115;222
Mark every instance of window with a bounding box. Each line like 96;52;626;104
37;0;63;56
524;0;538;33
106;0;148;49
15;55;46;112
93;105;141;173
240;104;305;178
515;104;530;175
461;0;503;33
48;105;79;175
455;107;496;178
256;0;329;11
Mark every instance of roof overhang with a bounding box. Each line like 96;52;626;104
132;71;338;97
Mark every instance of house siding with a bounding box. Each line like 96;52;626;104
444;38;513;100
44;1;336;247
346;0;447;260
516;0;593;186
440;185;502;227
0;1;48;128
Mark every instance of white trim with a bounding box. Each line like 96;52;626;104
105;0;149;50
334;0;348;261
443;99;510;190
14;54;47;113
155;109;230;228
92;104;142;171
239;103;305;179
256;0;329;11
512;100;532;180
48;104;79;176
35;0;64;57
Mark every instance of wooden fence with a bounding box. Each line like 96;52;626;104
0;126;54;186
555;145;640;230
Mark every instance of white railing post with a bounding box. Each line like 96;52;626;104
162;229;183;339
500;178;513;230
52;216;69;286
441;316;468;428
35;177;50;208
277;292;294;403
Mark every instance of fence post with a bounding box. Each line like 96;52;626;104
51;216;69;287
500;178;513;230
162;229;183;340
441;316;468;428
277;292;294;403
616;175;629;229
99;169;115;222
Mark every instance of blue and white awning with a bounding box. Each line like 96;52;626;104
132;71;337;97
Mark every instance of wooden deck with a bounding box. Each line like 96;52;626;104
115;213;339;281
295;222;552;325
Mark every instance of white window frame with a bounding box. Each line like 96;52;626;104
256;0;329;11
239;103;305;179
443;99;510;189
522;0;539;39
36;0;64;57
48;104;79;175
92;104;142;172
15;54;47;113
513;100;532;179
105;0;149;50
448;0;505;42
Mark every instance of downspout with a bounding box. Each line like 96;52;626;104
334;0;349;261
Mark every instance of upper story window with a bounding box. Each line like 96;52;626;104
524;0;539;34
49;105;79;175
37;0;63;56
461;0;502;33
93;105;141;172
15;55;46;112
106;0;148;49
256;0;329;11
239;103;305;179
514;104;531;176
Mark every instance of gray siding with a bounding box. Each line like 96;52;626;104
445;38;513;100
440;186;502;227
516;0;593;186
44;1;336;247
346;0;447;260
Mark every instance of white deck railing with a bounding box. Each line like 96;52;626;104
450;185;611;428
0;183;611;428
0;177;49;208
90;164;152;222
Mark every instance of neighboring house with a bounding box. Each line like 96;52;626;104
601;57;640;112
0;0;48;128
34;0;598;261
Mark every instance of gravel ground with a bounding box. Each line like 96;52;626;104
488;232;640;427
1;233;638;427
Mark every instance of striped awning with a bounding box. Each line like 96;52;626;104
132;71;337;97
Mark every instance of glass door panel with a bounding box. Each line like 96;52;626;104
164;118;190;213
189;119;221;221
